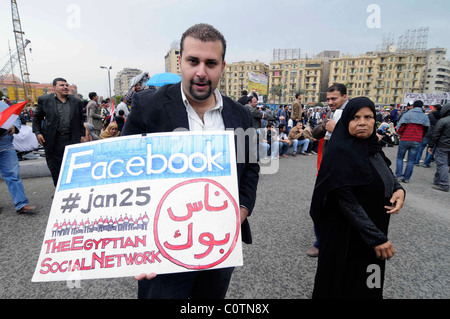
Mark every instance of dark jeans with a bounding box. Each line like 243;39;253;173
434;147;450;190
137;267;235;299
396;140;420;181
414;136;433;166
45;134;72;186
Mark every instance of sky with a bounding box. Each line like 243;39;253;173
0;0;449;98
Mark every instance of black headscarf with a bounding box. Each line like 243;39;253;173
310;97;389;223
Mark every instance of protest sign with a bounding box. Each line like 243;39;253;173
32;131;242;282
248;71;268;96
403;92;450;106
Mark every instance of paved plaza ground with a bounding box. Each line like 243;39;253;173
0;145;448;300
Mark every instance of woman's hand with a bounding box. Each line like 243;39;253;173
385;189;405;214
374;241;395;260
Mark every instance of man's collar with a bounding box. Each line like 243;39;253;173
340;99;349;110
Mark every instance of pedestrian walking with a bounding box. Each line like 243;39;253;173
32;77;86;186
86;92;102;137
428;103;450;192
0;101;36;213
310;97;405;299
395;100;430;183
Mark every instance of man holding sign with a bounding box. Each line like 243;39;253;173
123;23;260;299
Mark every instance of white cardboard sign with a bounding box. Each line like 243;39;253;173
32;131;242;282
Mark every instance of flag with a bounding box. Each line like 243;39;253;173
110;98;115;117
0;100;28;130
316;138;324;176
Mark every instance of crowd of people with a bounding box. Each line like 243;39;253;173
235;86;448;193
1;23;449;300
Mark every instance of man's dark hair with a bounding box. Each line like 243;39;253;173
53;77;67;86
327;83;347;96
278;123;286;130
88;92;97;100
241;90;248;96
247;96;256;104
413;100;424;108
295;92;301;99
180;23;227;61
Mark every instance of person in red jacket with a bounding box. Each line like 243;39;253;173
395;100;430;183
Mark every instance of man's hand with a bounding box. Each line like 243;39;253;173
134;273;157;281
240;207;249;224
325;119;336;133
36;133;45;145
7;126;16;135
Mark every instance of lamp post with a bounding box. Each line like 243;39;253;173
100;66;112;101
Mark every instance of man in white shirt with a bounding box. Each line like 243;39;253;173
116;97;130;119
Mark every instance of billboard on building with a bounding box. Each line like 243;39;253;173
248;72;268;95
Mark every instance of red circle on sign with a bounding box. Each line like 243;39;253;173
154;178;240;270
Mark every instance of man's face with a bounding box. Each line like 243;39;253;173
179;36;225;106
297;94;302;101
250;97;258;108
326;90;347;111
296;122;303;130
54;81;69;97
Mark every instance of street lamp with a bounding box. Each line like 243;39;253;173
100;66;112;101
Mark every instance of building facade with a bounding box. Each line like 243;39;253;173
114;68;143;96
268;58;329;105
328;49;427;105
164;48;181;75
423;48;450;93
222;61;269;100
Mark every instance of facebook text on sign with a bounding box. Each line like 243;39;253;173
32;131;242;282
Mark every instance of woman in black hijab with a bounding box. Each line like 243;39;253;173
310;97;406;299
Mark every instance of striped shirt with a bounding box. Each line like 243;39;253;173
181;85;225;132
398;123;426;142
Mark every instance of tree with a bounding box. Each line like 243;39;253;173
269;84;283;103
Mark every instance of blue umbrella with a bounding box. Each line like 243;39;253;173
146;73;181;87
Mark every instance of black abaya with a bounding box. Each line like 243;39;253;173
312;158;401;299
309;97;405;299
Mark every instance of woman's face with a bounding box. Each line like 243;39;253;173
348;106;375;139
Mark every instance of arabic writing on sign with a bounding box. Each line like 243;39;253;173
154;179;240;270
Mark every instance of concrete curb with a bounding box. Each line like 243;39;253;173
0;156;51;181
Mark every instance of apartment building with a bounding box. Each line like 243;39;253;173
329;54;378;101
268;58;328;105
222;61;268;100
165;48;181;75
423;48;450;93
162;43;446;106
330;49;426;105
114;68;142;96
